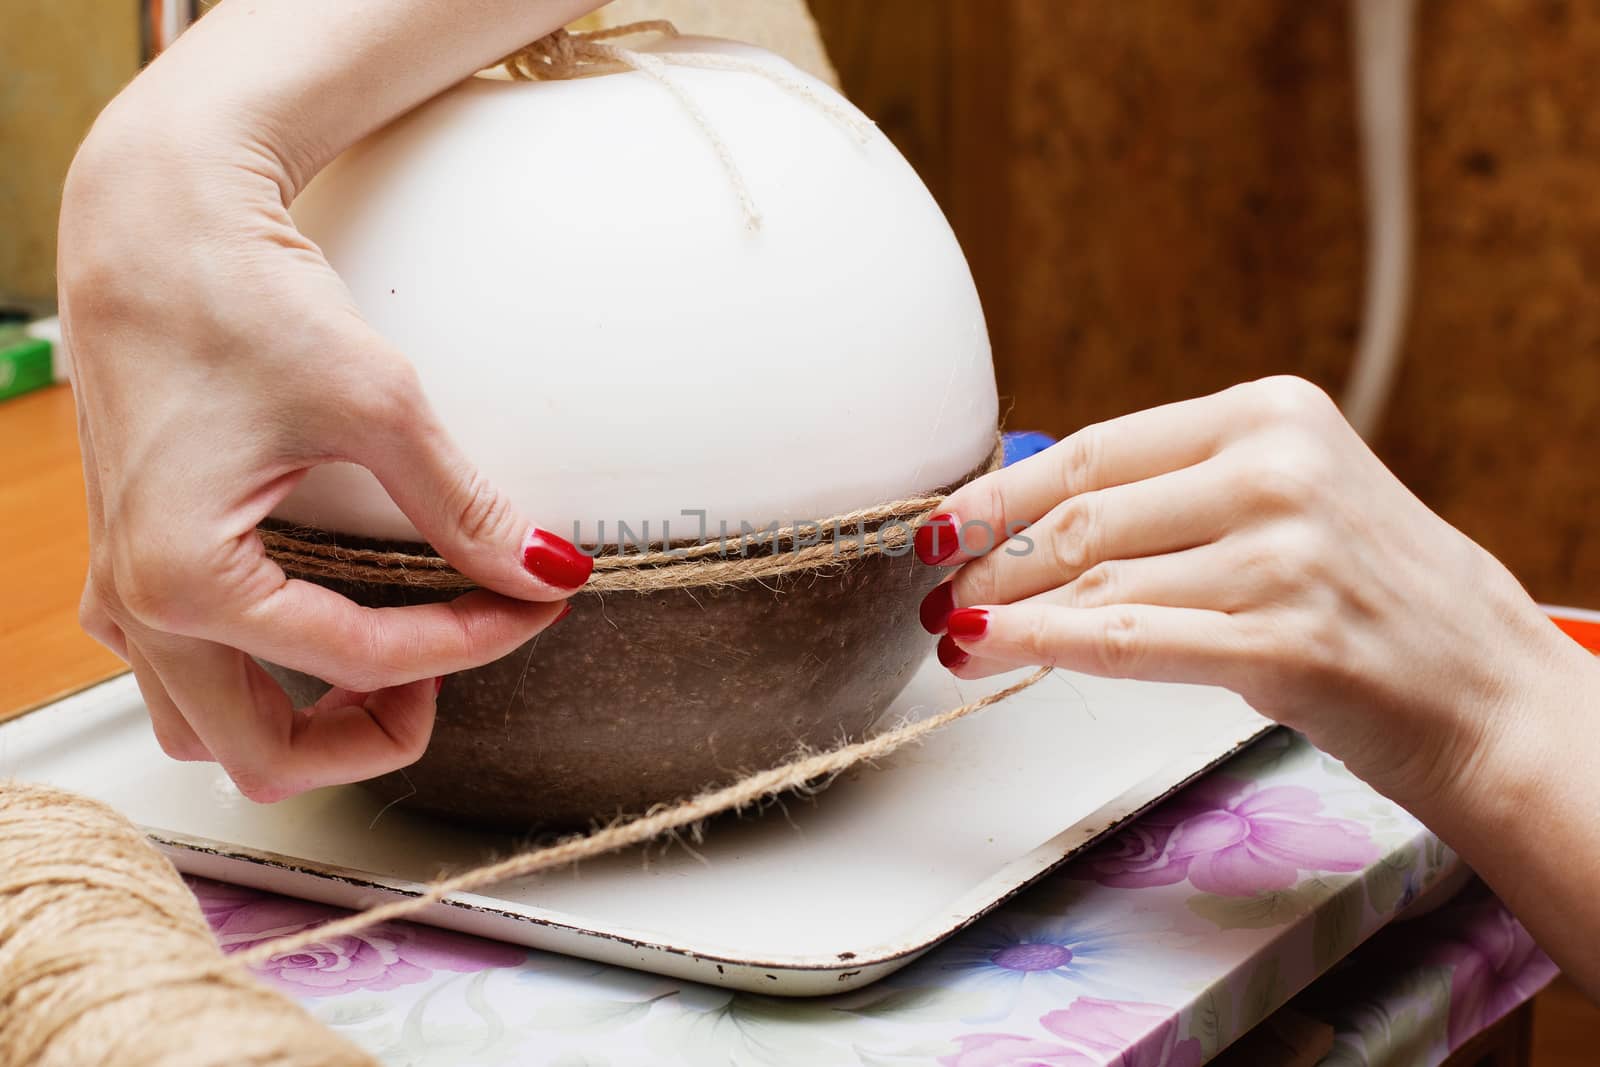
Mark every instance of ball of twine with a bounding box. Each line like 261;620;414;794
0;781;375;1067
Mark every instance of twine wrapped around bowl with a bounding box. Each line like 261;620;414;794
260;438;1003;828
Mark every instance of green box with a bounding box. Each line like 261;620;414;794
0;324;53;402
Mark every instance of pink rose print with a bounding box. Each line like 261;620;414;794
189;876;271;927
942;998;1201;1067
1073;777;1379;897
1038;999;1202;1067
1071;822;1180;891
187;877;525;997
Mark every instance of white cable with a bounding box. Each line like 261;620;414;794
1343;0;1419;440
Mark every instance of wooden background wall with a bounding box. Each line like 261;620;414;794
811;0;1600;606
5;1;1595;604
0;0;138;315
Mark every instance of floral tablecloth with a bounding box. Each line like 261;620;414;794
190;729;1556;1066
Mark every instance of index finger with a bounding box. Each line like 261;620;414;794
161;530;568;692
919;388;1243;566
231;576;566;693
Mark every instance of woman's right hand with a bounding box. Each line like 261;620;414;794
917;377;1600;998
59;78;590;803
918;377;1586;812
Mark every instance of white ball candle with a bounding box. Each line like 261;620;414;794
275;36;998;545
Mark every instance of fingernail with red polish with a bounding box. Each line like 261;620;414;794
936;633;970;670
914;513;961;566
433;676;445;696
920;582;957;634
522;528;595;589
554;601;575;624
947;607;990;642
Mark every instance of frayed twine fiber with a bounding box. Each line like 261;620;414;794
1;667;1049;1062
0;782;375;1067
261;437;1004;593
231;666;1050;967
499;20;873;230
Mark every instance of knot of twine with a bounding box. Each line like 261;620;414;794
501;20;670;80
498;20;873;229
262;437;1005;593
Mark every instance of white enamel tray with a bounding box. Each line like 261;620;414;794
0;660;1270;995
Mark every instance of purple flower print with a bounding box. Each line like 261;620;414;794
926;914;1154;1021
1428;890;1556;1050
1313;883;1555;1055
941;998;1201;1067
188;877;525;997
1074;777;1379;897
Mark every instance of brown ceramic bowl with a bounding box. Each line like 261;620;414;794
259;477;977;830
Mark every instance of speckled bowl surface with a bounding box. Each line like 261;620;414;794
258;482;980;830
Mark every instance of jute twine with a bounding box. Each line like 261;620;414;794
497;20;873;229
0;668;1049;1062
261;438;1006;594
230;666;1048;966
0;782;375;1066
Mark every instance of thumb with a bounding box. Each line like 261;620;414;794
346;365;592;602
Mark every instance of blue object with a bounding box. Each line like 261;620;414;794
1002;430;1057;467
